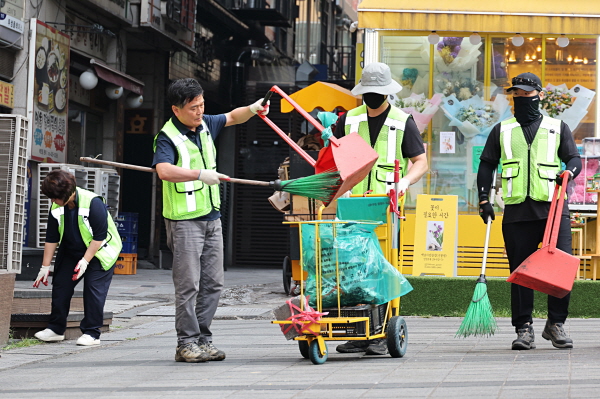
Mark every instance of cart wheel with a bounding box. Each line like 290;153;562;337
298;340;309;359
309;340;328;365
282;256;292;295
387;316;408;358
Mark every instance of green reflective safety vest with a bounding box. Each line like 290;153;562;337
153;118;220;220
50;188;122;271
499;116;562;205
344;105;409;194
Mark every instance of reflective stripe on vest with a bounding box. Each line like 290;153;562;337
154;119;220;220
345;105;409;194
51;188;122;270
500;116;562;204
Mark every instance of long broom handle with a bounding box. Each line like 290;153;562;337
544;172;570;251
79;157;272;187
481;169;498;276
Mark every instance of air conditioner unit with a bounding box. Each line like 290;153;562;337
36;164;88;248
0;115;29;273
86;167;120;218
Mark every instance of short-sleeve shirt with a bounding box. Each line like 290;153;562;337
152;114;227;221
46;194;108;259
480;118;580;222
333;106;425;159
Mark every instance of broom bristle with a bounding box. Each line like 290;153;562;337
455;282;498;338
280;171;342;203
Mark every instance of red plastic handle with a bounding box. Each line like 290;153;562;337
543;172;570;251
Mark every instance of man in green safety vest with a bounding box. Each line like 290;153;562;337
477;72;582;350
152;78;269;363
333;62;428;355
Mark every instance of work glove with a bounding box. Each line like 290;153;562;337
398;178;410;196
479;201;495;224
249;99;270;116
72;258;89;281
198;169;228;185
33;265;52;288
555;170;573;186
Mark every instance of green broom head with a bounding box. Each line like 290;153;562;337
273;171;342;204
455;275;498;338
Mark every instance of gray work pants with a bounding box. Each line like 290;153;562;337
165;218;224;346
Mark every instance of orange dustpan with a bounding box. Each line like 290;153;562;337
258;85;378;205
506;173;579;298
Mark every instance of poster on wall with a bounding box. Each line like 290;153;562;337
30;20;70;163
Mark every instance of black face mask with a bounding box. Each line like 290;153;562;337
513;95;541;126
363;93;387;109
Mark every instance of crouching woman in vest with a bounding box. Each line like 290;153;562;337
32;170;122;346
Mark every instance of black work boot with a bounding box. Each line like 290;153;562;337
512;323;536;350
542;320;573;349
336;340;370;353
365;338;388;355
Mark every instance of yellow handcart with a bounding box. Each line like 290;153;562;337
273;189;409;365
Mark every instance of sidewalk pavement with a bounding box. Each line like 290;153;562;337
3;267;600;398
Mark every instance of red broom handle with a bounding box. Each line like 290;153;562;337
544;172;570;251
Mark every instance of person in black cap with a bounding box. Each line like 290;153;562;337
476;72;581;350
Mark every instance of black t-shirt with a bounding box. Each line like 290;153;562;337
479;118;580;223
333;105;425;159
46;194;109;258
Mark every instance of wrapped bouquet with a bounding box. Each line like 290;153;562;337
421;37;482;72
441;94;512;139
540;83;595;131
434;72;486;100
388;93;443;134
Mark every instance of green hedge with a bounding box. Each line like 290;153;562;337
401;276;600;318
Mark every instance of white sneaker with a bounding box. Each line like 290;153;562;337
76;334;101;346
34;328;65;342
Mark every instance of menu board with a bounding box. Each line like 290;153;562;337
31;20;70;163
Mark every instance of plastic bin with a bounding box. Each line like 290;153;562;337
115;212;139;235
114;253;137;275
120;234;138;254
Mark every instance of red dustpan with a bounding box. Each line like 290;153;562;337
506;173;579;298
258;85;378;205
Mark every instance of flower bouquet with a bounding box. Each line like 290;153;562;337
441;94;512;139
434;72;487;100
421;37;482;72
388;93;443;133
540;83;595;131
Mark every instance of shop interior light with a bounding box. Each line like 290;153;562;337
508;51;516;62
79;69;98;90
557;34;570;48
427;31;440;45
469;33;481;45
511;34;524;47
584;58;589;64
524;54;532;62
567;55;573;62
537;45;542;52
105;84;123;100
126;93;144;108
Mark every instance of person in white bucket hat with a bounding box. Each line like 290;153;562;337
333;62;428;356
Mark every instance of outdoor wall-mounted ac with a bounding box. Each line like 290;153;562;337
0;115;29;273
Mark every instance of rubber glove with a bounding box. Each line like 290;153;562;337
479;201;495;224
249;99;270;116
72;258;89;281
398;178;410;195
33;265;51;288
317;112;339;147
340;190;351;199
555;170;573;186
198;169;228;185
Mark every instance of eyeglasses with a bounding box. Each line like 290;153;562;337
511;77;542;91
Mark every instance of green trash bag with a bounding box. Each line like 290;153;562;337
301;221;413;308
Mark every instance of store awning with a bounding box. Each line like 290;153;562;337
358;0;600;35
90;59;144;95
280;82;361;113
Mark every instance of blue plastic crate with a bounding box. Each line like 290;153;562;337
116;219;138;234
115;212;139;222
121;241;138;254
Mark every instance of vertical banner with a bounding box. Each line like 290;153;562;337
412;195;458;277
30;20;70;162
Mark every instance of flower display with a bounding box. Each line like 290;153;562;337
421;37;482;72
400;68;419;90
388;93;443;134
435;72;485;100
539;83;595;131
441;94;512;139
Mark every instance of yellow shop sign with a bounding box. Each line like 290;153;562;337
412;195;458;277
0;81;14;109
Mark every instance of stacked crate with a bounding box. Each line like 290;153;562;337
114;212;138;275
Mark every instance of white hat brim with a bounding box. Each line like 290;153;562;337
351;79;403;96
